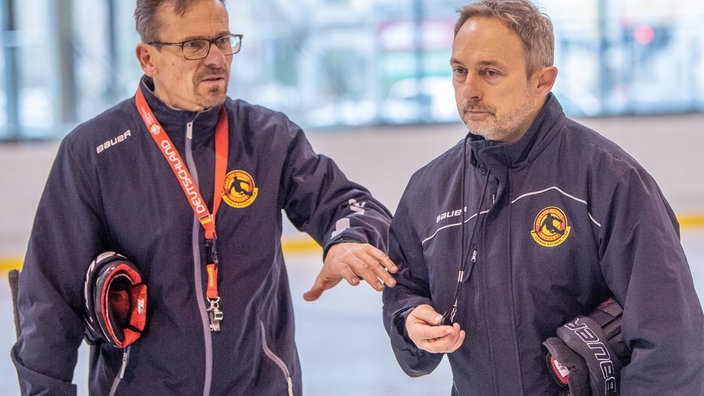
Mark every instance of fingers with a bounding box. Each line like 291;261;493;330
338;258;363;287
448;323;466;351
366;245;398;273
410;304;444;325
353;257;392;291
302;288;322;302
327;243;398;290
305;243;398;301
415;326;465;354
341;244;398;290
303;274;342;302
407;305;466;354
364;245;398;287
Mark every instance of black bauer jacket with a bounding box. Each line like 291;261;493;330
382;94;704;395
12;77;391;395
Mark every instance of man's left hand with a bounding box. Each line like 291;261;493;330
303;243;397;301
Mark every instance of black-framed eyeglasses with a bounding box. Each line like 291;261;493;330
148;33;243;60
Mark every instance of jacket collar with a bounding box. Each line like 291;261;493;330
138;76;223;147
467;93;566;171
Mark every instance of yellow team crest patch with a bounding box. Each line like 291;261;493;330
531;206;571;247
223;170;258;208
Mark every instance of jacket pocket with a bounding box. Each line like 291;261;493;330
259;321;294;396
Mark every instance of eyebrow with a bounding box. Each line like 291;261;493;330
450;57;506;69
180;31;232;41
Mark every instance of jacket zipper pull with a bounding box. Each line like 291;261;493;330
119;346;130;379
186;121;194;140
461;248;477;282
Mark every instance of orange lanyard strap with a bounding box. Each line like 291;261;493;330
135;86;228;302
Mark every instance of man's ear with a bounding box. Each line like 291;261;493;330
535;66;558;94
136;43;157;77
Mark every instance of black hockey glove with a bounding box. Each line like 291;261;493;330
543;336;590;395
543;298;630;396
83;251;148;349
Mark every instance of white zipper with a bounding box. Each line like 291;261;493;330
184;117;213;396
108;346;130;396
259;321;294;396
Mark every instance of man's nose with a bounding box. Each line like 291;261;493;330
459;73;482;101
203;42;227;65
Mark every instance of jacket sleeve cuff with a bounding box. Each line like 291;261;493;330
386;305;444;377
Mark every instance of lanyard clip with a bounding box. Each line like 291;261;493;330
207;297;223;332
205;238;222;332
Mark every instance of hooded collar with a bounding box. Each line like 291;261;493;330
138;76;223;148
466;93;566;172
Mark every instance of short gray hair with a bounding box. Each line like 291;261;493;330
454;0;554;76
134;0;227;42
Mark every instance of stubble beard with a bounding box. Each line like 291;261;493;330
462;87;535;143
194;66;230;110
198;86;228;109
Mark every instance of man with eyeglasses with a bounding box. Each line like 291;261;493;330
382;0;703;395
11;0;396;395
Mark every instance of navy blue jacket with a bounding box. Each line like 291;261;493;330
12;77;391;395
383;94;704;395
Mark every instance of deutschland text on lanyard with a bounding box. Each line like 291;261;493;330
135;86;228;332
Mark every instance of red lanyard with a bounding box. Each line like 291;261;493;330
135;86;227;331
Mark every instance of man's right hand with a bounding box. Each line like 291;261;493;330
406;304;466;353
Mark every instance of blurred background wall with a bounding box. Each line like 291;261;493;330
1;0;703;140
